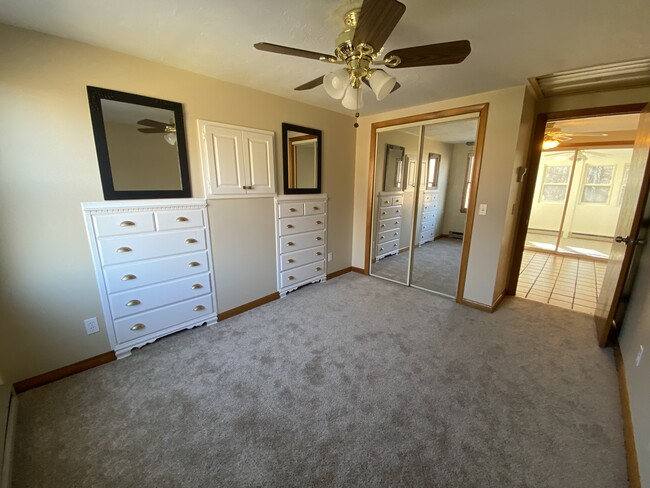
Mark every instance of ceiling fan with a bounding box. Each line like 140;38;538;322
254;0;471;124
543;122;609;149
137;119;177;145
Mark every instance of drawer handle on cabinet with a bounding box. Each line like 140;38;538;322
188;262;201;267
313;206;320;210
380;236;384;240
316;267;322;272
379;247;384;252
289;207;297;212
130;323;146;331
120;220;135;227
288;259;295;263
396;210;400;214
193;305;206;312
286;224;294;229
288;276;295;281
287;242;295;247
191;284;203;290
121;274;137;281
381;212;386;215
316;220;323;225
316;252;322;256
380;224;386;228
316;237;322;241
185;238;198;244
126;300;141;307
116;247;132;253
176;216;189;222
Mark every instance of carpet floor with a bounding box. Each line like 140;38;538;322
12;273;627;487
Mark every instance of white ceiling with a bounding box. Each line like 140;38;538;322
0;0;648;116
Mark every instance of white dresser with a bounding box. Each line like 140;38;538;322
376;192;403;260
275;195;327;296
419;191;439;245
82;199;218;358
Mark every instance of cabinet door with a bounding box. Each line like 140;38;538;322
202;126;246;195
243;131;275;195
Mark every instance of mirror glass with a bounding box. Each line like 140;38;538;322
87;86;191;200
282;123;322;194
383;144;406;192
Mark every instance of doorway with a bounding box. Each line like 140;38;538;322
365;105;487;300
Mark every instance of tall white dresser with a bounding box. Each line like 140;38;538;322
275;194;327;296
375;192;403;260
82;199;218;358
418;191;439;245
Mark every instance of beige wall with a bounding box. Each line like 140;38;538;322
442;144;472;235
353;86;531;305
0;24;356;384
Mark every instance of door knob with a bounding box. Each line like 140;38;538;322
615;235;646;245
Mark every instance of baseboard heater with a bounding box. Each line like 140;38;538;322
448;231;463;240
0;385;17;488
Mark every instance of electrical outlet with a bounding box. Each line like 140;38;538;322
84;317;100;335
327;252;333;262
636;345;644;367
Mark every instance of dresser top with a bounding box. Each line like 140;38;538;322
82;198;207;213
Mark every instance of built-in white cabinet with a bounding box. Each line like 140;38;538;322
275;194;327;296
199;120;275;197
82;199;218;358
376;192;403;260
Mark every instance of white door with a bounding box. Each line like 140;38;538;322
244;130;276;195
202;125;246;195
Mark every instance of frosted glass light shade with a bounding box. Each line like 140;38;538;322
324;69;349;100
341;86;363;111
164;132;177;146
369;69;397;101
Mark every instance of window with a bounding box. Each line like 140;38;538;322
540;165;571;202
426;153;441;189
460;153;475;213
581;164;615;204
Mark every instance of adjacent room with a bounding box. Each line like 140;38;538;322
1;0;649;487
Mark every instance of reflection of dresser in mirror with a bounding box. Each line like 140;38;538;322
375;192;403;260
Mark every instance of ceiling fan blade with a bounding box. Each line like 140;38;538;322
353;0;406;52
254;42;337;62
137;127;164;133
295;76;325;91
385;40;471;68
137;119;167;128
362;69;401;93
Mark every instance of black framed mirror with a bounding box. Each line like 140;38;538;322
282;123;322;194
87;86;191;200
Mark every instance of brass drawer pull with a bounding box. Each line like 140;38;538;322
121;274;136;281
287;242;295;246
176;216;189;222
130;323;145;331
126;300;141;307
188;261;201;267
313;206;320;210
116;247;132;253
193;305;206;311
316;220;323;225
316;252;322;256
288;275;295;280
382;212;387;215
288;259;295;263
287;224;294;229
191;284;203;290
316;236;322;241
120;220;135;227
290;207;297;212
185;238;198;244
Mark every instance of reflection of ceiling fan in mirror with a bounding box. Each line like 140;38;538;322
543;122;609;149
254;0;471;124
137;119;177;145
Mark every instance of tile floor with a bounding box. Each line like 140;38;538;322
516;250;607;314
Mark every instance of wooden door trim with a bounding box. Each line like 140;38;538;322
507;103;648;296
364;103;489;306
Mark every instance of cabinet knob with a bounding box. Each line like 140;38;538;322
316;267;322;272
185;238;198;244
130;323;146;331
126;299;141;307
379;247;384;252
381;224;386;228
287;224;294;229
287;242;295;246
288;275;295;280
380;236;384;239
316;237;322;241
289;207;297;212
121;274;137;281
176;216;189;222
288;259;295;263
396;210;400;214
191;284;203;290
116;247;132;253
381;212;386;215
120;220;135;227
188;261;201;267
316;252;322;256
193;305;206;312
313;206;319;210
316;220;323;225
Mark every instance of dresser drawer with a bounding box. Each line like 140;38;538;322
421;221;435;232
93;212;155;237
421;212;435;223
109;273;212;319
423;193;432;203
280;230;325;253
278;214;326;237
378;228;400;244
378;206;402;219
98;228;206;265
379;196;393;207
304;202;326;216
113;295;214;344
392;196;403;205
155;209;204;231
278;202;305;218
280;245;325;272
377;240;400;256
280;260;325;289
423;202;436;212
104;251;210;293
421;230;435;242
377;217;401;233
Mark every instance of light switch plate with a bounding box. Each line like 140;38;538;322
479;204;488;215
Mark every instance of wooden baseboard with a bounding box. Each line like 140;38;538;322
461;298;495;313
217;292;280;321
614;344;641;488
13;351;116;394
351;266;366;275
492;292;506;311
327;267;352;280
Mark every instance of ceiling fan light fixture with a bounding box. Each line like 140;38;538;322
164;132;177;146
542;138;560;150
324;68;349;100
341;85;363;111
368;69;397;101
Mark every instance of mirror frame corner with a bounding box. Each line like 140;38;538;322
86;85;192;200
282;122;322;195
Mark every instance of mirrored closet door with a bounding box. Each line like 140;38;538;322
370;115;479;298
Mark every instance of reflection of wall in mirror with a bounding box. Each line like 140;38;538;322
441;143;473;235
105;121;181;191
294;143;317;188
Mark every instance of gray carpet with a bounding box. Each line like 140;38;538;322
12;273;627;487
371;237;462;296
